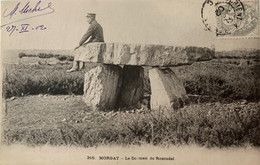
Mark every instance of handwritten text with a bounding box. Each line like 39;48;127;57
5;24;47;36
1;0;55;27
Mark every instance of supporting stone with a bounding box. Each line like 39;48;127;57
149;68;189;110
116;65;144;108
83;64;122;111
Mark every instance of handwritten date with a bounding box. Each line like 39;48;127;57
6;24;47;36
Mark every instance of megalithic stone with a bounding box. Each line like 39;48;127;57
74;43;215;66
149;68;189;110
116;65;144;108
83;64;122;111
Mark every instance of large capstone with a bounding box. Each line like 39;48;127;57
83;64;122;111
74;43;214;66
116;65;144;108
149;68;189;110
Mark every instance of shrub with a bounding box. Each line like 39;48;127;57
18;52;26;58
56;55;68;61
38;53;54;58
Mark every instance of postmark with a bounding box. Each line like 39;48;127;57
201;0;259;38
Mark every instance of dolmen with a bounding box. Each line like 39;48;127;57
74;43;214;111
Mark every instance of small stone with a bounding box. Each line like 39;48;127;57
82;117;87;121
9;96;16;101
62;118;67;122
111;113;117;117
141;103;149;110
215;102;221;107
207;110;212;116
241;100;248;105
141;98;149;105
135;110;141;114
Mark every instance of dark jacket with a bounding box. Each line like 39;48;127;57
79;20;104;46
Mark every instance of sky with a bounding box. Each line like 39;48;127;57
1;0;259;51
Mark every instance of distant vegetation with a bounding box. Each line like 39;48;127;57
19;52;74;61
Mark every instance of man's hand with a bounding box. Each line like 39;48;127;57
74;45;81;51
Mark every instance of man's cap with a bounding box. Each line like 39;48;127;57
86;13;96;18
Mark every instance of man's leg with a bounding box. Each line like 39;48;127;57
66;60;79;72
79;61;85;70
67;41;94;72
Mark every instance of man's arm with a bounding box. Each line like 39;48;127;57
79;23;96;46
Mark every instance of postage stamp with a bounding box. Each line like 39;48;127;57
201;0;259;38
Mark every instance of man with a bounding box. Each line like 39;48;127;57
67;13;104;72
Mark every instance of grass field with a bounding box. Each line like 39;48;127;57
3;95;260;147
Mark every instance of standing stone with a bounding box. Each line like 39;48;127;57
83;64;122;111
149;68;189;110
117;65;144;108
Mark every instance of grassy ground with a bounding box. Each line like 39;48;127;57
2;95;260;147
